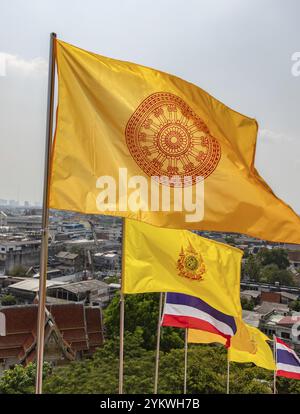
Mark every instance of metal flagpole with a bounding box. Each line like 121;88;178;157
226;352;230;394
184;328;188;394
35;32;57;395
154;292;164;394
119;218;126;394
273;335;277;395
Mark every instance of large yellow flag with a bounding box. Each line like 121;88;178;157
228;324;275;370
188;318;256;353
123;219;242;317
49;39;300;244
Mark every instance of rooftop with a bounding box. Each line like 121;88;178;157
0;239;41;247
241;290;261;299
280;292;299;300
288;251;300;262
255;301;289;315
278;316;300;326
8;279;66;292
56;251;79;260
242;310;261;328
0;303;103;363
48;279;109;294
263;313;284;326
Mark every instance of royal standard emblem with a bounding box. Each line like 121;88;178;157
250;334;258;354
125;92;221;187
177;242;206;281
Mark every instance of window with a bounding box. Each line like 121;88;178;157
281;332;290;339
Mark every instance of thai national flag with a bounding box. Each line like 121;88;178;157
161;292;237;347
275;337;300;380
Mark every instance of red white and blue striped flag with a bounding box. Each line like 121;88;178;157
275;337;300;380
161;292;237;347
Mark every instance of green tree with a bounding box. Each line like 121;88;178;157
0;362;52;394
104;293;184;351
241;296;255;311
44;329;154;394
267;269;294;286
1;294;17;306
242;255;261;281
104;275;120;284
42;337;274;395
228;364;272;394
290;300;300;312
0;326;297;395
276;376;300;394
260;264;279;283
257;248;290;270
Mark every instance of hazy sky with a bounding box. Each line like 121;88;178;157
0;0;299;212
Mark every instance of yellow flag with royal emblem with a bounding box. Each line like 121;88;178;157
228;324;275;370
123;219;243;317
49;39;300;244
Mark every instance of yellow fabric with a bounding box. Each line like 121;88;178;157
188;318;256;354
228;324;275;370
230;318;257;353
188;329;227;346
123;219;242;317
49;39;300;244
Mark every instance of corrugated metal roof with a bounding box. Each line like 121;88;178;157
8;279;66;292
280;292;299;300
48;279;108;294
56;251;78;260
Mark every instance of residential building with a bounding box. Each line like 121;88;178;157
55;251;79;273
47;279;110;305
0;239;41;273
288;250;300;269
6;215;42;231
94;251;119;271
260;312;300;352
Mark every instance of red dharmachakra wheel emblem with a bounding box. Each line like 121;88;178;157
125;92;221;186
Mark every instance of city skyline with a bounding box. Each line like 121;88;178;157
0;0;299;212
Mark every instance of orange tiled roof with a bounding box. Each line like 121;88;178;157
0;304;103;364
